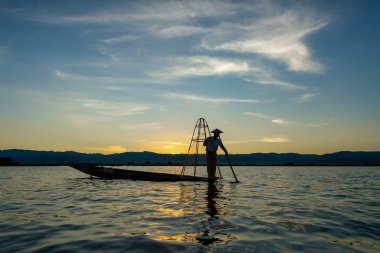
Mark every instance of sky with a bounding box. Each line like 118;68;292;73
0;0;379;154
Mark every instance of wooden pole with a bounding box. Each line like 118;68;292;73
226;154;239;183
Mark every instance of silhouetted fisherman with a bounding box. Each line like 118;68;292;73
203;128;228;179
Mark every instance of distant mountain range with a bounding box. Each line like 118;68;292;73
1;149;380;166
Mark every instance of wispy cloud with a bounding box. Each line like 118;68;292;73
54;70;89;81
21;1;327;91
22;1;236;24
84;145;127;154
65;115;105;127
53;69;151;85
102;34;138;45
306;118;335;128
148;141;187;146
244;112;290;125
243;112;273;119
78;99;159;116
248;78;306;90
14;1;327;93
137;140;188;151
257;136;289;143
120;122;165;130
239;61;306;90
225;136;289;144
162;92;261;104
294;93;316;103
271;119;290;125
245;111;334;128
201;11;327;73
149;56;249;81
153;25;210;38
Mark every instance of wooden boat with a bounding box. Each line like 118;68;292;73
71;164;214;182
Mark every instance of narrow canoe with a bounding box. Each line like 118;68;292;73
71;164;214;182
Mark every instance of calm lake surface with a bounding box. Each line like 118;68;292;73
0;166;379;252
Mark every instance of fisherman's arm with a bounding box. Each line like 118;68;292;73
220;142;228;156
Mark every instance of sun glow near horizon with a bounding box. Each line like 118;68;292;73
0;1;379;154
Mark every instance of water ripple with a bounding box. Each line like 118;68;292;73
0;166;379;252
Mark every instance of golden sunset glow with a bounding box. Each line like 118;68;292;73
1;0;379;155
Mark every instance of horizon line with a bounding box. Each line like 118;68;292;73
1;148;379;156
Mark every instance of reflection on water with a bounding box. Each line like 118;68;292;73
0;166;379;253
177;182;236;246
195;182;235;245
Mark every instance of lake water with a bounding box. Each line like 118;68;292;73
0;166;379;252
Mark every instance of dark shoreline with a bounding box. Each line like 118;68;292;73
2;150;380;167
2;164;380;167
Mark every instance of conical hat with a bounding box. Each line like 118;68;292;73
211;128;223;133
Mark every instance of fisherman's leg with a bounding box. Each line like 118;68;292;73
207;152;216;178
209;152;217;178
207;153;213;178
